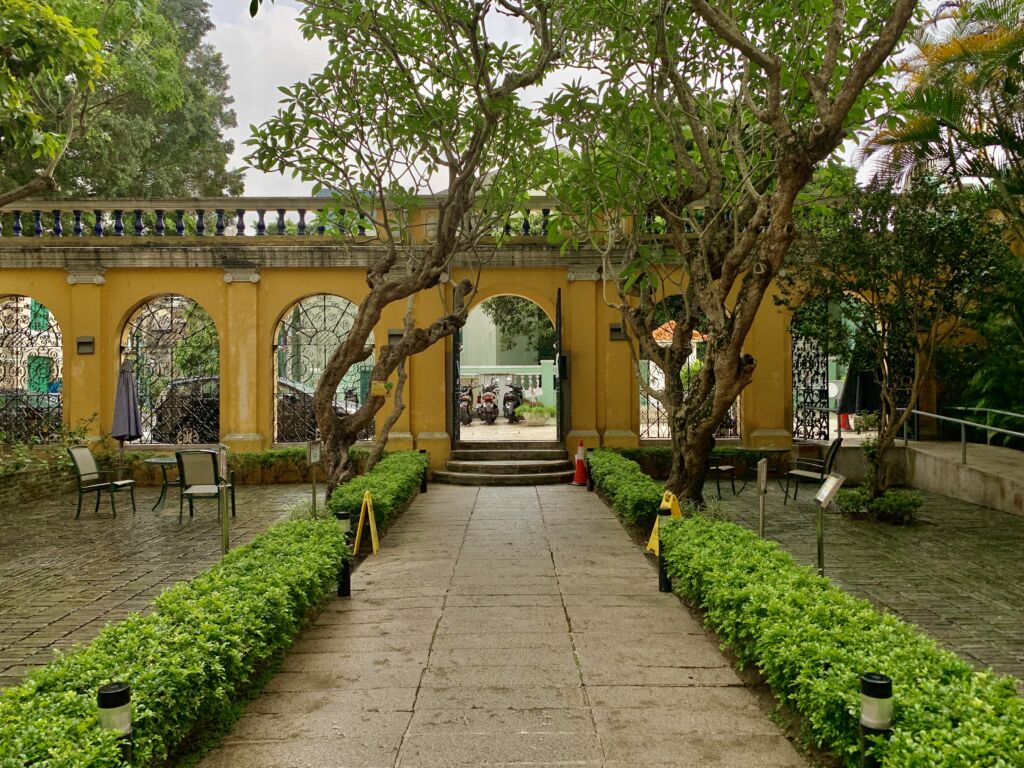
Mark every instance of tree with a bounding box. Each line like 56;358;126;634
247;0;565;494
1;0;243;200
544;0;920;502
778;183;1013;497
480;296;557;363
0;0;104;205
861;0;1024;239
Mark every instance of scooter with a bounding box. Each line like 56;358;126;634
477;379;499;424
459;384;475;425
503;377;524;423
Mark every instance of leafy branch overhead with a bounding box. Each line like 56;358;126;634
246;0;567;494
544;0;920;501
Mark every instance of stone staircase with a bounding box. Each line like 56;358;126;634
433;440;575;486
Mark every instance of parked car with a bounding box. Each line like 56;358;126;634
0;389;63;443
151;376;371;444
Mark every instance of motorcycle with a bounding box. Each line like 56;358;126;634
503;377;524;424
477;379;499;424
459;384;475;425
342;387;360;415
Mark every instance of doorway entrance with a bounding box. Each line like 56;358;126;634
453;293;561;443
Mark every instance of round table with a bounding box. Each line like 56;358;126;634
144;456;181;512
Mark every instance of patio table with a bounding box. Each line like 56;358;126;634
145;456;181;512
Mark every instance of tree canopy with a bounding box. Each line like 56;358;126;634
1;0;243;204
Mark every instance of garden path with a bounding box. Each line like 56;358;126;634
0;484;306;688
200;485;807;768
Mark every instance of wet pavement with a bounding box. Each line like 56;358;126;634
0;483;307;688
199;485;807;768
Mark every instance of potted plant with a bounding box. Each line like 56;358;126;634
515;404;556;426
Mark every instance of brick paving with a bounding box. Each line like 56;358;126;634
714;483;1024;686
0;483;308;688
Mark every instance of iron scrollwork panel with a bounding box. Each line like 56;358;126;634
0;296;64;443
639;359;739;440
122;295;220;444
274;294;374;443
792;334;830;441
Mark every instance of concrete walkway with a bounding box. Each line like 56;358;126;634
200;485;806;768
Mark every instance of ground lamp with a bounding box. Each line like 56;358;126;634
97;681;132;763
860;672;893;767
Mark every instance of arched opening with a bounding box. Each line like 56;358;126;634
121;295;220;444
639;296;739;441
0;295;63;443
272;294;374;443
457;294;557;442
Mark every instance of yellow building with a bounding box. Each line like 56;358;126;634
0;197;798;470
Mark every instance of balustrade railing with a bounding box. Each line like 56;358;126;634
0;198;381;240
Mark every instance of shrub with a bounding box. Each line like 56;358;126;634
611;446;755;480
587;450;664;526
835;486;923;525
514;403;556;418
327;451;428;526
0;518;349;766
659;517;1024;767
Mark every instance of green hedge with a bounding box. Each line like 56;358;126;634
0;518;349;767
327;451;428;527
587;450;664;526
611;446;756;480
660;517;1024;766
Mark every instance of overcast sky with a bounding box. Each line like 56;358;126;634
208;0;328;196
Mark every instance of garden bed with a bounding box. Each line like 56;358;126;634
0;517;349;766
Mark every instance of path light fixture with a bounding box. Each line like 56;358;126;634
860;672;893;767
97;681;132;763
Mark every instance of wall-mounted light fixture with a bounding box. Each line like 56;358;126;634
609;323;627;341
76;337;95;355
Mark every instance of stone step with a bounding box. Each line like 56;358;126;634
450;448;568;461
455;440;563;451
446;459;573;475
433;469;576;486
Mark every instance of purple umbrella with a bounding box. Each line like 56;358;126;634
112;358;142;459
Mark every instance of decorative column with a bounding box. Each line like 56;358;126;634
565;268;601;451
600;301;639;448
740;282;793;448
221;267;264;451
408;287;450;469
374;300;414;452
65;269;106;444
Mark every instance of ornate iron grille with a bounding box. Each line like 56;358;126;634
274;294;374;443
639;359;739;440
792;333;830;441
0;296;63;443
121;296;220;444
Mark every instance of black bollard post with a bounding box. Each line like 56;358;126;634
419;449;428;493
860;673;893;768
585;449;595;491
657;508;672;593
337;557;351;597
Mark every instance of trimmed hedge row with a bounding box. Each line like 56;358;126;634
327;451;428;527
587;449;664;526
660;517;1024;766
0;518;349;767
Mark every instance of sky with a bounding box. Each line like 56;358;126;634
208;0;328;196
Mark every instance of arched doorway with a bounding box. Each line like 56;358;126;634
121;295;219;444
457;294;558;442
273;294;374;443
638;296;739;441
0;295;63;443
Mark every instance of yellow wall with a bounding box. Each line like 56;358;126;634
1;262;794;466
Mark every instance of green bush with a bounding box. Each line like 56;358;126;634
0;518;348;766
514;403;556;418
587;450;664;526
611;445;755;480
327;451;428;526
835;486;923;525
659;517;1023;767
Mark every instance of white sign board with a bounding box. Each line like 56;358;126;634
308;440;321;464
815;473;846;507
217;444;228;481
757;458;768;494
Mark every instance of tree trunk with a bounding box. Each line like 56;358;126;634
680;425;715;506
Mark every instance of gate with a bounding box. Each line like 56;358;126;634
0;296;63;443
792;333;830;441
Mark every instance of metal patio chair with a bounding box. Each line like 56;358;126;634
68;446;136;519
784;437;843;503
175;449;236;523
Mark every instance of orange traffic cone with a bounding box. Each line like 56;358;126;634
570;439;587;486
839;413;852;431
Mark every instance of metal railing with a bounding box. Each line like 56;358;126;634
943;407;1024;445
900;409;1024;466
